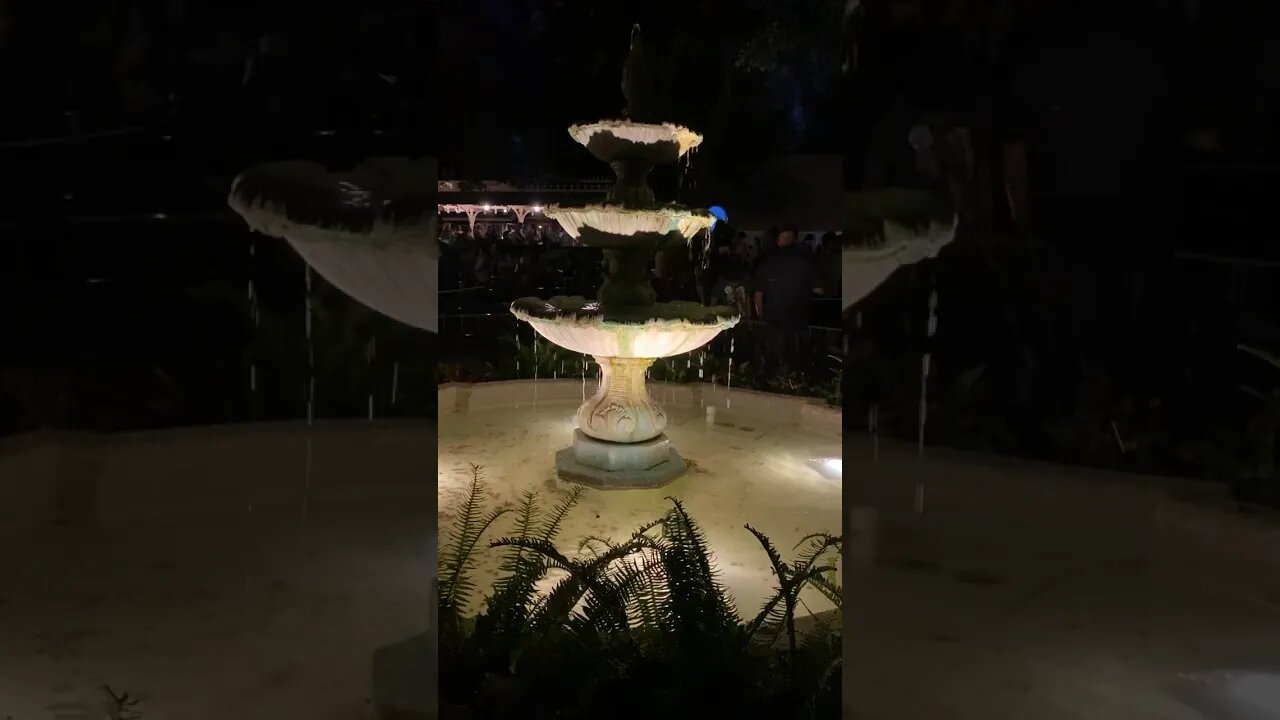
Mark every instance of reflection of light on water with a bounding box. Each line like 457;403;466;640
1179;670;1280;718
1220;672;1280;715
809;457;842;481
442;400;842;615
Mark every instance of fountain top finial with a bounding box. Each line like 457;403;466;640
621;23;658;122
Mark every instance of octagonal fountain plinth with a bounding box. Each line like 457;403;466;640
511;25;739;488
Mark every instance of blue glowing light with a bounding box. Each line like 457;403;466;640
708;205;728;232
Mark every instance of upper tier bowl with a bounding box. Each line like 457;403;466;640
569;121;704;165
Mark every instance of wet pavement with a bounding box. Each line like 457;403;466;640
845;437;1280;719
0;422;433;720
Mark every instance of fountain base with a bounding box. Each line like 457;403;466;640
555;429;686;489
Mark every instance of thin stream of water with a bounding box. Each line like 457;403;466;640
303;264;315;524
247;240;258;513
726;335;734;409
391;361;399;405
367;335;376;420
305;266;314;423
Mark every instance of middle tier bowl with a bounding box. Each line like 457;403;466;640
510;297;739;359
544;203;715;250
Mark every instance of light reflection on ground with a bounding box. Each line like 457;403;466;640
438;398;843;617
846;436;1280;719
0;423;433;719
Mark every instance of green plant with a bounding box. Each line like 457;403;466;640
438;465;513;635
438;466;842;719
102;685;143;720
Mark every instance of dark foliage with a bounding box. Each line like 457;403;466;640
438;466;842;719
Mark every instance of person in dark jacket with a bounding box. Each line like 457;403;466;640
752;226;822;379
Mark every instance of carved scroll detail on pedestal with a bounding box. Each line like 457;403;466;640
578;356;664;443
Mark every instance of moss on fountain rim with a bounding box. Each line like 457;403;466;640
511;296;739;326
545;203;715;246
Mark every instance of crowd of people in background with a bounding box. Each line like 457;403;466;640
438;218;843;379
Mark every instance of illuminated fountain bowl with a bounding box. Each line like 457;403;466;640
511;297;738;487
545;203;714;249
568;120;703;165
228;158;438;332
510;297;736;358
438;379;842;616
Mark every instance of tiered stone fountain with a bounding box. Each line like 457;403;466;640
511;25;739;488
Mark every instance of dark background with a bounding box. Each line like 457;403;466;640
438;0;840;180
844;0;1280;487
435;0;844;394
0;0;436;434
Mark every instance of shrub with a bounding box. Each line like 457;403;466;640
438;465;842;719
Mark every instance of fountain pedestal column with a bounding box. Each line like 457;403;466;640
559;355;686;488
576;356;664;442
599;249;658;307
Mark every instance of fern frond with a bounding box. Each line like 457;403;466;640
803;569;843;610
746;588;791;641
439;466;510;620
539;485;585;541
665;497;723;588
791;533;843;611
490;536;578;573
747;523;790;580
657;498;737;640
500;491;541;570
578;535;621;558
531;571;588;632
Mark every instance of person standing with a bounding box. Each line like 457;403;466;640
753;227;822;379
